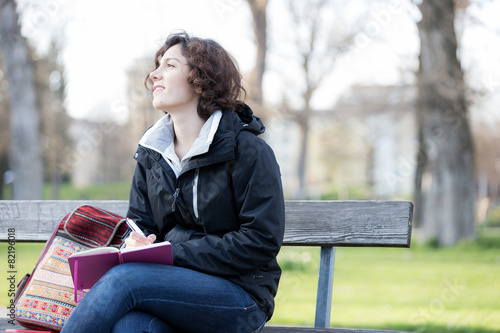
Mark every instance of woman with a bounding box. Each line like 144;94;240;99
62;31;285;333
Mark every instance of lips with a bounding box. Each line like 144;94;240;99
153;85;165;93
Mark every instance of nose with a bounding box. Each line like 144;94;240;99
149;68;161;81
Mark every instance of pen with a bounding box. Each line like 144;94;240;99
125;218;148;239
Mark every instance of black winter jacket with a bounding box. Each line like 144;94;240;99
126;105;285;319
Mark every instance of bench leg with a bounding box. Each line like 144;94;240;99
315;246;336;328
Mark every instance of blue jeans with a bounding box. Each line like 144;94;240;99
61;263;267;333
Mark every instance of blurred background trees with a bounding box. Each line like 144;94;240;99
0;0;43;199
0;51;9;200
1;0;500;246
33;39;71;199
415;0;475;245
279;0;359;199
246;0;268;112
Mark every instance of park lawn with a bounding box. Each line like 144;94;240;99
1;241;499;332
269;244;500;332
42;181;132;200
3;181;132;202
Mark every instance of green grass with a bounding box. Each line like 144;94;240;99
42;181;132;200
2;241;499;332
269;242;500;332
3;181;132;200
1;242;45;306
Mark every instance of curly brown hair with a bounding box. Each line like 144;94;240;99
145;31;246;119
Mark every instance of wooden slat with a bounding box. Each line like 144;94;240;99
262;326;401;333
0;200;413;247
284;201;412;247
0;319;400;332
0;200;128;241
0;319;401;333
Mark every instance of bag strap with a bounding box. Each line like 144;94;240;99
73;259;85;303
63;204;126;248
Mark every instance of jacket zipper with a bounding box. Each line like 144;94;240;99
171;188;180;211
143;149;182;213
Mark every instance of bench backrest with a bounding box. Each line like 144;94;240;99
0;200;413;246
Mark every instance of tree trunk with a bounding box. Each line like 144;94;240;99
296;98;312;200
0;0;44;199
0;155;7;199
0;52;9;199
247;0;268;109
416;0;475;246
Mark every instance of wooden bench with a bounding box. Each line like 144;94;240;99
0;200;413;332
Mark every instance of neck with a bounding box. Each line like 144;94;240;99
170;109;206;160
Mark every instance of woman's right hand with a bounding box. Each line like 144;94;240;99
124;231;157;248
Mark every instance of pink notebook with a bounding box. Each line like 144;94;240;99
68;242;173;302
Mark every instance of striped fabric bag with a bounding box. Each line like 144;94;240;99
14;205;128;332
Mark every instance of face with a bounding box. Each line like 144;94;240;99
149;44;200;113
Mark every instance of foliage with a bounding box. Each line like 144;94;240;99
468;227;500;249
320;186;373;201
485;206;500;228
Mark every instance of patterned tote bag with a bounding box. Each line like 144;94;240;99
14;205;128;332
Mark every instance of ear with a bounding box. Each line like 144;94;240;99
194;86;202;94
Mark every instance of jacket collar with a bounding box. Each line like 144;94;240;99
137;104;264;176
138;111;222;159
138;111;226;177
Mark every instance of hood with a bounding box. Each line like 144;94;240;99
235;103;265;136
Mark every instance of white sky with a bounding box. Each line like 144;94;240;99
15;0;500;124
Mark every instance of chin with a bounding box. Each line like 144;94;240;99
152;101;166;112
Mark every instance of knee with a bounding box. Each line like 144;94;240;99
82;264;142;307
98;265;126;285
95;263;140;291
91;262;163;299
